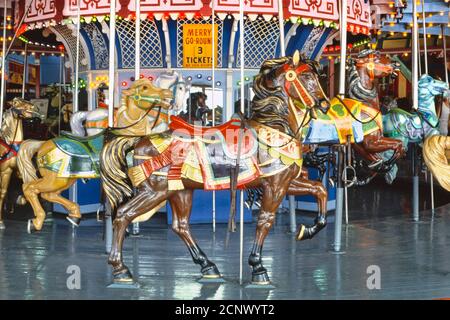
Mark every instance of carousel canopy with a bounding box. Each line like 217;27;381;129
16;0;373;35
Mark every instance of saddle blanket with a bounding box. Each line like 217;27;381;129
128;119;303;191
38;133;104;178
303;97;365;144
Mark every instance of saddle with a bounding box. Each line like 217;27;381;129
169;115;257;159
56;131;104;156
41;132;104;178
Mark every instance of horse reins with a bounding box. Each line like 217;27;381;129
335;95;381;125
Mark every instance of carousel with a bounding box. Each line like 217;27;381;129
0;0;449;300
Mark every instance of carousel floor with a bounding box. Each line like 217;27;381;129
1;199;450;300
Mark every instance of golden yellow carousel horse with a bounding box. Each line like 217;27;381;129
423;135;450;192
17;79;172;233
0;98;40;230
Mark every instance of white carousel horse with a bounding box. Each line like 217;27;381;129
70;71;191;137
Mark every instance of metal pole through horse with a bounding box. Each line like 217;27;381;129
212;2;216;233
105;0;117;254
0;0;8;124
421;2;434;213
412;0;420;221
332;0;347;253
239;0;245;286
277;0;297;234
132;0;141;237
21;43;28;99
443;25;449;85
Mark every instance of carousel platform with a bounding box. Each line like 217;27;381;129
0;176;449;300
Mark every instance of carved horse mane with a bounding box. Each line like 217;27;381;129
251;56;321;135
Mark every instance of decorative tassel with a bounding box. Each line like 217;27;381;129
128;166;147;187
168;179;185;190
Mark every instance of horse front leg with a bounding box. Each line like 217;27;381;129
249;172;292;284
108;188;169;283
287;177;328;241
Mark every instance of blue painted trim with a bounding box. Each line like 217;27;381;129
275;22;292;57
286;25;313;55
80;28;96;70
155;20;167;68
95;22;111;70
221;18;233;68
167;19;178;67
115;29;123;69
311;28;332;60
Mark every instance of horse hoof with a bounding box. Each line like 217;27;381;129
27;220;38;234
201;264;222;279
251;271;270;285
66;216;81;227
16;195;27;206
297;224;308;241
0;221;5;230
112;268;134;284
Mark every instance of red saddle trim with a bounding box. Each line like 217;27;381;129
169;115;242;136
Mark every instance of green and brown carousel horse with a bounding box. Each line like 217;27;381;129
0;98;40;230
298;50;404;185
17;79;173;233
101;51;330;285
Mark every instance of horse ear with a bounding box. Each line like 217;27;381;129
293;50;300;66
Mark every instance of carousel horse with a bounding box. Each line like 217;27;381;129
423;135;450;192
0;98;40;230
101;51;330;284
383;75;449;146
70;71;191;137
17;79;173;233
345;50;405;184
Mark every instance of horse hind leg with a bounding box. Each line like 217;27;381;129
41;190;81;227
23;171;75;232
169;190;222;280
288;177;328;241
23;179;48;232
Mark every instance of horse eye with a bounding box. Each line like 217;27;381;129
143;86;148;90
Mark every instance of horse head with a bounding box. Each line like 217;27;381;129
252;50;330;135
417;75;449;118
419;75;449;98
119;79;173;132
351;49;399;81
155;71;191;113
7;98;41;119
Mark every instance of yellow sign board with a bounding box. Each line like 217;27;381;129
183;24;218;68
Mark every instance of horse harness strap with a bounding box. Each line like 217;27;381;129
336;95;381;125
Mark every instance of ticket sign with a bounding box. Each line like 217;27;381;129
183;24;218;68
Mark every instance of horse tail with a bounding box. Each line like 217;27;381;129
100;135;141;214
70;111;88;136
17;140;45;184
423;135;450;192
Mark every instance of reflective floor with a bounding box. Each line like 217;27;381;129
0;176;449;300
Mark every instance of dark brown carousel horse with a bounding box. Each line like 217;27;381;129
100;51;329;285
347;50;404;176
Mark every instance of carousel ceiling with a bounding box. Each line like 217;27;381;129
381;0;450;36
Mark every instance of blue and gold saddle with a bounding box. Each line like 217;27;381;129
38;132;104;178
